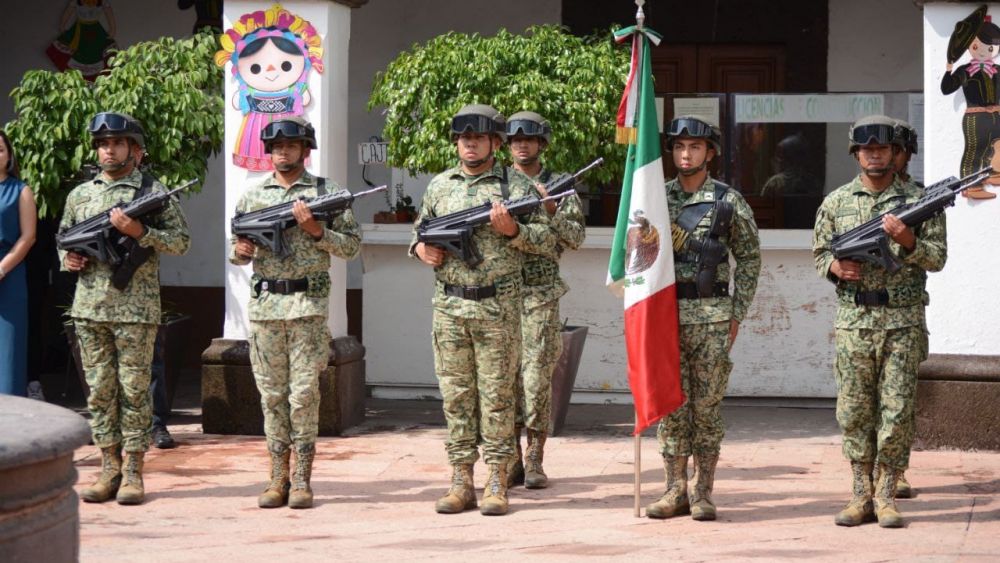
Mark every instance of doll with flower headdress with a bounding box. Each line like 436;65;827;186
214;4;323;171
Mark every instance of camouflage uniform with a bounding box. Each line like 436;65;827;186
514;167;586;433
58;168;190;452
656;177;761;457
813;175;946;470
410;162;554;466
230;171;360;455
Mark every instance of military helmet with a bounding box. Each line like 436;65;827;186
506;111;551;144
665;115;722;153
261;116;317;152
892;118;919;155
451;104;506;142
89;112;145;148
848;115;898;154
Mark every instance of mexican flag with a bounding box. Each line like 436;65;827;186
609;24;684;435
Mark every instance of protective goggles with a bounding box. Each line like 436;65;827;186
894;128;918;153
507;119;547;137
89;113;132;134
451;114;498;135
850;124;895;146
667;117;714;138
261;120;311;142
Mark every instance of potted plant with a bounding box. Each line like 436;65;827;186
373;184;398;223
550;320;588;436
393;184;417;223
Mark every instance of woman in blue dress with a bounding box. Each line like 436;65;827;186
0;131;37;396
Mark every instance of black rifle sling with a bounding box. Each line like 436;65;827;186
501;167;510;200
316;177;334;228
111;173;158;290
675;182;730;234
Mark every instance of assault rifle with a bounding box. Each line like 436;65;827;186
416;158;604;267
417;191;577;267
56;179;197;290
831;166;993;272
232;185;386;258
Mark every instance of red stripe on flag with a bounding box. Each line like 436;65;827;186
624;283;684;435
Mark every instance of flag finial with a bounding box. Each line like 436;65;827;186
635;0;646;30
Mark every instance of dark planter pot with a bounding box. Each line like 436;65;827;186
549;325;588;436
65;314;192;410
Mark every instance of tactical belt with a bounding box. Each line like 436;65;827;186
443;283;496;300
853;289;890;307
255;277;309;295
676;282;729;300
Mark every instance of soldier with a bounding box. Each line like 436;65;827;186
60;112;191;505
411;104;554;515
813;115;946;528
646;115;761;521
230;116;360;509
503;111;585;489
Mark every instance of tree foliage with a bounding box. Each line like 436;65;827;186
5;30;223;219
368;25;629;184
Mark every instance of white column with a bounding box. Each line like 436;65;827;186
222;1;353;339
924;4;1000;356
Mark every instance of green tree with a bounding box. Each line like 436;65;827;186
4;30;223;219
367;25;629;184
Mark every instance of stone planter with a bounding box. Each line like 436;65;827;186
65;313;192;410
549;325;588;436
0;396;90;563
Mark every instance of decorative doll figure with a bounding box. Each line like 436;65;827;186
941;5;1000;198
215;4;323;171
46;0;118;80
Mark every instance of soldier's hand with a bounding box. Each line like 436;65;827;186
490;202;519;237
292;200;323;240
882;214;915;251
831;259;862;282
728;319;740;351
109;208;145;239
535;182;557;215
235;237;256;259
64;251;88;272
415;242;445;267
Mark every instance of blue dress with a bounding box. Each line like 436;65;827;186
0;176;27;396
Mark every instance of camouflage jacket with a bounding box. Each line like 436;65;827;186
813;175;946;330
229;171;360;321
512;166;587;311
409;161;555;319
58;168;191;324
666;176;761;325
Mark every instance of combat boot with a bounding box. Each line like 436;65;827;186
480;463;509;516
896;472;914;499
116;451;145;505
835;461;875;526
646;455;690;519
289;446;315;509
258;447;291;508
507;425;525;488
435;464;476;514
81;445;123;503
690;453;719;521
874;463;904;528
524;429;548;489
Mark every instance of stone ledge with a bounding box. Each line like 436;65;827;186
915;354;1000;451
919;353;1000;382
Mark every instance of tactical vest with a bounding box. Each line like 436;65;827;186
671;181;735;298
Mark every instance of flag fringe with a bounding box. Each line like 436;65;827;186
615;126;637;145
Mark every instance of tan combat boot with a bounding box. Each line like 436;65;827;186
480;463;510;516
835;461;875;526
896;472;913;499
690;453;719;521
289;446;315;509
81;445;123;503
116;451;145;505
646;455;690;519
435;464;476;514
874;463;904;528
258;447;291;508
507;426;525;488
524;429;548;489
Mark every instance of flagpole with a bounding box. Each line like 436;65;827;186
631;0;646;522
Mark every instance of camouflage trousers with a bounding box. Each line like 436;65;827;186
249;316;329;453
657;321;732;457
835;326;927;470
515;300;563;432
75;319;156;452
432;309;519;465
